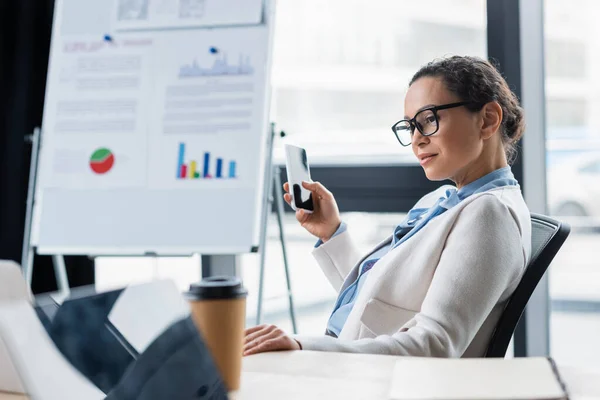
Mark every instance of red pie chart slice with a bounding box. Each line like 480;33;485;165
90;148;115;174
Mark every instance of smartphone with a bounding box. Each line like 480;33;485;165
284;144;314;213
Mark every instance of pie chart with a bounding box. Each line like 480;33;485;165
90;148;115;174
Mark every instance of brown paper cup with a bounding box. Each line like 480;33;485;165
185;277;247;392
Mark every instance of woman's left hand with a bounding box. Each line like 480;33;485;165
243;324;301;356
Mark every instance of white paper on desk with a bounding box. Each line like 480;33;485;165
108;279;189;354
389;357;567;400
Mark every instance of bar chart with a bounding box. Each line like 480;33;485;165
179;53;254;78
176;143;237;180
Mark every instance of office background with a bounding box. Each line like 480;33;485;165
1;0;599;370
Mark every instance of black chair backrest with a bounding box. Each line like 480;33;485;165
484;213;571;358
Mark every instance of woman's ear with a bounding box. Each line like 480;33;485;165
480;101;503;140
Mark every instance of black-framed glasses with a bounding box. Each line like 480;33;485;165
391;101;480;146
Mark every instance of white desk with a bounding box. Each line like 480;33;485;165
235;351;600;400
3;351;599;399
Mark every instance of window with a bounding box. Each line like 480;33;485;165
270;0;487;164
546;39;587;79
545;0;600;370
546;98;587;128
579;160;600;174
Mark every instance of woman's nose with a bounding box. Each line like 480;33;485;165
412;129;429;147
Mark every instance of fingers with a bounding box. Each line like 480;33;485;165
244;324;275;344
284;180;332;205
296;209;310;224
244;328;280;354
243;324;302;356
244;337;288;356
283;193;292;206
301;181;332;200
243;325;284;356
283;182;292;206
244;324;268;337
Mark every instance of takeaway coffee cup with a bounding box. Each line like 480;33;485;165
184;276;248;392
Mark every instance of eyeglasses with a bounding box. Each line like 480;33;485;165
391;101;481;146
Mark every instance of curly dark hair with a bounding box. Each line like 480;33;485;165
410;56;525;164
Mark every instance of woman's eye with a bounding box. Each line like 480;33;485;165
425;115;436;124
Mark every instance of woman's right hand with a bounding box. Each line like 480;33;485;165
283;181;341;243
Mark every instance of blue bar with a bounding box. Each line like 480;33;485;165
216;158;223;178
229;161;236;178
203;152;211;178
177;143;185;179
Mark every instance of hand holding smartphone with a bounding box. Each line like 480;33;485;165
284;144;314;213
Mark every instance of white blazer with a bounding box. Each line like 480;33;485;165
295;185;532;358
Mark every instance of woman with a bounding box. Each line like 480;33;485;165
244;56;532;358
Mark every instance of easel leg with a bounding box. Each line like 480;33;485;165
52;255;70;295
255;125;298;333
24;247;35;287
22;128;41;287
273;167;298;334
256;170;273;326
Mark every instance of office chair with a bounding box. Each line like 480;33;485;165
485;213;571;358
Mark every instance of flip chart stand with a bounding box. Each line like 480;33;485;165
22;128;70;296
255;124;297;333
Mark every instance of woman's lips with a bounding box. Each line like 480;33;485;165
419;154;437;166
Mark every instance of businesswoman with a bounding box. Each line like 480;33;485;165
244;55;532;358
